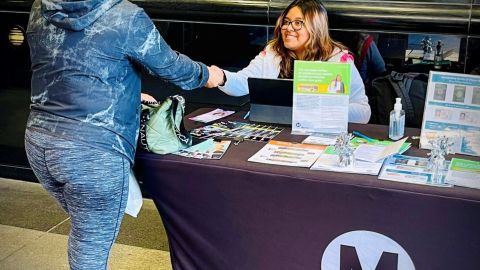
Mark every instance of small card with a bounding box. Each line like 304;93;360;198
189;109;235;123
302;132;338;145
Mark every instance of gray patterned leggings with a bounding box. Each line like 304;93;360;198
25;128;129;270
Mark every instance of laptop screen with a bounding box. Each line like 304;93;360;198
247;77;293;125
248;77;293;106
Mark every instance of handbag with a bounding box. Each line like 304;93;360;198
138;95;192;154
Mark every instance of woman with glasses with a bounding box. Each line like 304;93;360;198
214;0;371;123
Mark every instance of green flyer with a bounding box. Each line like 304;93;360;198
293;61;350;95
446;158;480;189
291;60;351;135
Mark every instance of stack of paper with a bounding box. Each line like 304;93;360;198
310;146;384;175
310;137;411;175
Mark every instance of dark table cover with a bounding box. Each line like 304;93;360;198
134;108;480;270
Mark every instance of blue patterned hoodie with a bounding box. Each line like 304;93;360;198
26;0;209;163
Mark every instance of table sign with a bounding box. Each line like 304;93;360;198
291;61;350;135
420;71;480;156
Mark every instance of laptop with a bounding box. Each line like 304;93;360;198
247;77;293;125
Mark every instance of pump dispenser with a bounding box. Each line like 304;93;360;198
389;98;405;140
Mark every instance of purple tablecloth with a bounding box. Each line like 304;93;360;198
134;109;480;270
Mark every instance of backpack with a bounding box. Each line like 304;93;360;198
370;71;429;128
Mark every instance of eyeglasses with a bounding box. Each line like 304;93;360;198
281;19;304;31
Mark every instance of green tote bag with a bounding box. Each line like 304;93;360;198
138;95;192;154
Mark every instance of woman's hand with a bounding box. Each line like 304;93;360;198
205;65;225;88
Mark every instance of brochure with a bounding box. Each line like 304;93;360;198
445;158;480;189
350;137;411;154
378;154;451;187
189;108;235;123
191;121;283;142
310;146;384;175
354;137;408;163
291;61;350;135
248;140;326;167
174;139;231;159
310;137;411;175
420;71;480;156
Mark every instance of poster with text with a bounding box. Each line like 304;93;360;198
420;71;480;156
291;61;350;135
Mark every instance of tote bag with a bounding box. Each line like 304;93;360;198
138;95;192;154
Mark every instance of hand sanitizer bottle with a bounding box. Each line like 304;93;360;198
389;98;405;140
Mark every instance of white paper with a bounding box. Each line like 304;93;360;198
292;94;348;135
125;169;143;218
189;108;235;123
311;152;384;175
446;170;480;189
302;133;339;145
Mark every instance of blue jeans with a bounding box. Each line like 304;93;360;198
25;128;129;270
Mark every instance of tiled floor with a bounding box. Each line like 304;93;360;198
0;178;172;270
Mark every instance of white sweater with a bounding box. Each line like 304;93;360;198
219;46;371;123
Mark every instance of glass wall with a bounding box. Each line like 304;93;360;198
0;0;478;177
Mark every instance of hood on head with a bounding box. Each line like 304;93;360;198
41;0;122;31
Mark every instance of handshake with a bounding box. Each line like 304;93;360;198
141;65;225;103
205;65;226;88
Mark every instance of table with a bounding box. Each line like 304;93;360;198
134;109;480;270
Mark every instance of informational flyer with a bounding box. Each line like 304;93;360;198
248;140;326;168
445;158;480;189
354;137;408;163
378;154;451;187
420;71;480;156
291;61;350;135
349;137;411;155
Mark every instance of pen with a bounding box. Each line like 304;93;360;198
243;111;250;120
352;131;375;142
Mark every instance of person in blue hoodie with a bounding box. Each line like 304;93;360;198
24;0;223;269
